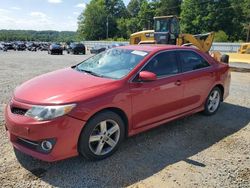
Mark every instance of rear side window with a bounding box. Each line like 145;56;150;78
178;51;210;72
143;51;179;77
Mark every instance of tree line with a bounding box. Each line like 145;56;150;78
0;30;77;42
0;0;249;42
77;0;250;42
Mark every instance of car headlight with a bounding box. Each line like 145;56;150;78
25;104;76;121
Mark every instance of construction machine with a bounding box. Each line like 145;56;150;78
226;43;250;63
238;43;250;54
130;15;215;53
130;30;154;45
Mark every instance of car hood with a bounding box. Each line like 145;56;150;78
14;68;118;104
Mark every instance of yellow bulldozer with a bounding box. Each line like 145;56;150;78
130;15;250;64
130;15;215;53
226;43;250;63
238;43;250;54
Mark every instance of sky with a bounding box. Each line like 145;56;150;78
0;0;130;31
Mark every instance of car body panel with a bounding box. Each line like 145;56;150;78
130;74;184;129
14;68;118;104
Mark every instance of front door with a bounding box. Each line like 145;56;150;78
130;51;184;129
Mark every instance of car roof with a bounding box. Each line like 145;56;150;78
118;45;196;53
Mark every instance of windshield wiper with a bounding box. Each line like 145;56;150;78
75;67;103;77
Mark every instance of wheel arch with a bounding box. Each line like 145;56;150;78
214;84;224;101
83;107;129;137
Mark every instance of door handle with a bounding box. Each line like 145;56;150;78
175;80;181;86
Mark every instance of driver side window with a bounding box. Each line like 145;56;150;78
143;51;179;78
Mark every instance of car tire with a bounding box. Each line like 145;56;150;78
203;87;222;116
78;111;125;161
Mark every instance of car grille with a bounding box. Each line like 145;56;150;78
17;137;39;150
11;107;28;115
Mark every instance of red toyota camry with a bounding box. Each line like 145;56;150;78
5;45;230;161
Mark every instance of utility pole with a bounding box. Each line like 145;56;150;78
247;23;250;42
106;16;109;39
244;23;250;42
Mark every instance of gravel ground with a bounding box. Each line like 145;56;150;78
0;51;249;188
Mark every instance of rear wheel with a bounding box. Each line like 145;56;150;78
78;111;125;160
203;87;222;115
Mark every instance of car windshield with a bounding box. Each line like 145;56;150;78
76;48;148;79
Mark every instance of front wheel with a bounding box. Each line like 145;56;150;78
203;87;222;115
78;111;125;160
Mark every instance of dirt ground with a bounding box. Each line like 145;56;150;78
0;51;249;188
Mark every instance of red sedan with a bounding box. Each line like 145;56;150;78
4;45;231;161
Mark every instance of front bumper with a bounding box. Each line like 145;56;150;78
4;99;85;162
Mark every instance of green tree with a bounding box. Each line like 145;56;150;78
214;30;229;42
117;18;129;38
155;0;182;16
78;0;107;40
242;0;250;41
243;0;250;21
78;0;128;40
127;0;145;17
138;1;157;30
105;0;128;38
105;0;128;17
180;0;242;41
117;17;141;38
0;30;76;42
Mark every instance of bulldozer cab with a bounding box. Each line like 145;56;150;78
154;15;180;44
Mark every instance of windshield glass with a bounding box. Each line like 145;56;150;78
76;48;148;79
155;19;170;32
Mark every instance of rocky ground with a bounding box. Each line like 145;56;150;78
0;51;249;188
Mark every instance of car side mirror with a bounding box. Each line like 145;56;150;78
139;71;157;82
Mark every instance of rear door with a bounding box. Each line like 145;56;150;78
177;50;215;112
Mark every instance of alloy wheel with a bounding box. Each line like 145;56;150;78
207;90;220;113
88;119;120;156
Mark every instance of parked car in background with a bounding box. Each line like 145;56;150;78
107;43;126;49
67;43;86;55
4;45;230;162
48;44;63;55
0;43;4;50
107;43;120;49
3;42;15;51
39;44;49;51
90;45;106;54
14;42;26;51
26;42;37;51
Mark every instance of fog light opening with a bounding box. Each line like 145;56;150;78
41;140;53;151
